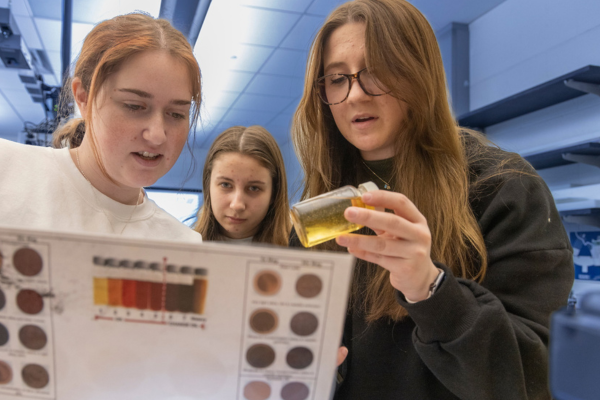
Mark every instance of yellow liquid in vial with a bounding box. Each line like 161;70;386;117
292;196;374;247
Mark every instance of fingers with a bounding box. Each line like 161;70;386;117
344;246;408;272
337;346;348;366
362;191;426;224
337;234;408;258
344;206;430;243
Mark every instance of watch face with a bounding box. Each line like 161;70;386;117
429;269;445;295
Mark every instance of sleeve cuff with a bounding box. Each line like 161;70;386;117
395;262;482;343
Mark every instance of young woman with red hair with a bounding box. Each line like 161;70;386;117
0;13;202;241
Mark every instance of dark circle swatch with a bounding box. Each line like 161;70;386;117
19;325;47;351
0;323;8;346
286;347;313;369
281;382;310;400
246;343;275;368
250;309;278;334
0;288;5;311
22;364;49;389
16;289;44;315
295;274;322;298
290;311;319;336
243;381;271;400
0;361;12;384
254;270;281;296
12;248;43;277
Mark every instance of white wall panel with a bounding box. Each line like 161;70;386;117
486;94;600;155
470;0;600;109
469;0;600;221
154;145;206;191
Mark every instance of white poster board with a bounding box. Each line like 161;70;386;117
0;226;354;400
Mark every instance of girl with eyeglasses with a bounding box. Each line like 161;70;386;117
0;13;202;243
194;126;290;246
291;0;573;398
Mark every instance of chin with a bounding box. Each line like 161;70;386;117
130;176;161;189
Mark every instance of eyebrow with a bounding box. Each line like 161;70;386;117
118;88;191;106
215;176;267;185
323;61;347;74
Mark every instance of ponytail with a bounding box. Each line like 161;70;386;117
52;118;85;148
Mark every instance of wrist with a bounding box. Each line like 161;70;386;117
404;267;445;304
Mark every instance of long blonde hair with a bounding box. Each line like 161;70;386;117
52;13;201;182
293;0;488;321
195;126;291;246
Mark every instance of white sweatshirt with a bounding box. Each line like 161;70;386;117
0;139;202;243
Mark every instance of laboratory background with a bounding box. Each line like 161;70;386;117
0;0;599;316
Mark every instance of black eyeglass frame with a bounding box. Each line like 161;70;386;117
314;68;389;105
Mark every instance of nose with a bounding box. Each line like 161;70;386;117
346;76;370;103
230;189;246;212
142;113;167;146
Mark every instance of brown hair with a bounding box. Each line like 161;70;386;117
194;126;291;246
52;13;201;181
293;0;490;321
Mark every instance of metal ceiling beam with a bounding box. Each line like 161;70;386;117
61;0;72;84
159;0;211;47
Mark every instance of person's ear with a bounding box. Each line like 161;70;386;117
72;77;89;116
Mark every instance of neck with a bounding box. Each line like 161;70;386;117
359;148;395;161
70;145;142;205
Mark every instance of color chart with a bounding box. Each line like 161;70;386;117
238;260;333;399
92;257;209;327
0;239;55;399
0;226;354;400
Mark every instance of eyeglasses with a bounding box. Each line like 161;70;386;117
314;68;390;105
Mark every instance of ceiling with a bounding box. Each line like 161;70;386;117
0;0;506;152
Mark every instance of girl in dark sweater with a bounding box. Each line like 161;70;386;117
290;0;574;398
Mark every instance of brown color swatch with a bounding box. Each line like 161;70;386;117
165;283;179;312
135;281;150;309
19;325;47;350
22;364;49;389
295;274;322;298
243;381;271;400
16;289;44;315
13;247;43;277
177;267;195;313
246;343;275;368
249;309;278;334
0;250;3;271
149;282;163;311
290;311;318;337
281;382;310;400
0;287;5;311
193;268;208;314
0;323;8;346
0;361;12;384
286;347;313;369
254;270;281;296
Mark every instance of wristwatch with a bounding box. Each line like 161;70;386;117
405;268;445;304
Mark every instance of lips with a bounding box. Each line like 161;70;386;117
226;216;247;224
352;114;377;123
135;151;161;160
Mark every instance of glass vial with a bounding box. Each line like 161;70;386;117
291;181;378;248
